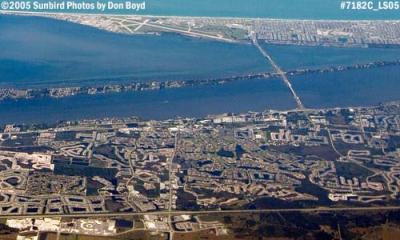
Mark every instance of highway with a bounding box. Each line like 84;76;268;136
167;132;179;240
2;206;400;219
250;32;305;110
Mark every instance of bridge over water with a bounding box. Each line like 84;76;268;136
250;32;305;110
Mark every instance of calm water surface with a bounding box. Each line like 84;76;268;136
263;44;400;71
0;78;295;124
291;65;400;108
1;14;400;124
0;15;271;88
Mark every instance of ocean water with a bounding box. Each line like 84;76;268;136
140;0;400;20
0;78;296;124
15;0;400;20
0;14;272;88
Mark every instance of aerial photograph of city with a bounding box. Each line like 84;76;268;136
0;0;400;239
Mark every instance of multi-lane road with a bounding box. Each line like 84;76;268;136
2;206;400;219
250;32;305;109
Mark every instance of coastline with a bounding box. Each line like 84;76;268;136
2;9;400;22
1;59;399;101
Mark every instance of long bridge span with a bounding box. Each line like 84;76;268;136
251;32;305;109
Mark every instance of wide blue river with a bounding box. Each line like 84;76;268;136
0;78;296;124
0;14;400;124
0;14;271;88
1;64;400;125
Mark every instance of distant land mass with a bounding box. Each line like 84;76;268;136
4;0;400;20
